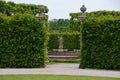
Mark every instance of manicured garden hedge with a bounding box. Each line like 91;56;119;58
48;32;59;51
48;31;80;51
0;13;48;68
63;32;80;51
79;17;120;70
0;0;48;16
69;11;120;70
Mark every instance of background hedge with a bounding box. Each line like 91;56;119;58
63;32;80;51
48;32;59;51
0;13;48;68
0;0;48;16
48;31;80;51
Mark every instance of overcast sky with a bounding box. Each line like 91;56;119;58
5;0;120;20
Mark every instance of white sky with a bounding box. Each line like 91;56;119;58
5;0;120;20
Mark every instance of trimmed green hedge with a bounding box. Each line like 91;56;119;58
0;13;48;68
48;32;59;51
48;31;80;51
0;0;48;16
69;11;120;70
80;18;120;70
63;32;80;51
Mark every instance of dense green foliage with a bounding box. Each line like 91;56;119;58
48;31;80;51
63;32;80;51
48;31;59;51
69;10;120;31
49;19;69;30
69;11;120;70
80;18;120;70
0;0;49;68
0;0;48;16
0;13;48;68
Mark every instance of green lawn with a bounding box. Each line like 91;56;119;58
0;75;119;80
49;58;80;63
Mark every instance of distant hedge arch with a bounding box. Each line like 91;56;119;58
48;31;80;51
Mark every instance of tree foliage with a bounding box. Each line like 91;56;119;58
49;19;69;30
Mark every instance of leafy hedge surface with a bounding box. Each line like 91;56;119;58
69;11;120;31
63;32;80;51
80;18;120;70
48;31;80;51
0;0;48;16
48;32;59;51
0;13;48;68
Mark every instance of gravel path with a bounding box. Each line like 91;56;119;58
0;63;120;78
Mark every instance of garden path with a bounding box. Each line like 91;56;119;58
0;63;120;78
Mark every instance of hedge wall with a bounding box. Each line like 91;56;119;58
80;17;120;70
69;11;120;70
69;11;120;31
63;32;80;51
48;32;59;51
48;31;80;51
0;0;48;16
0;13;48;68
